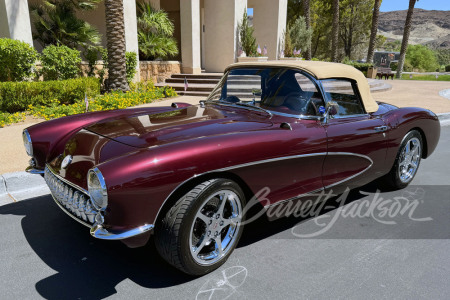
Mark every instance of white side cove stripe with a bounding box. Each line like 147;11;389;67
154;152;373;222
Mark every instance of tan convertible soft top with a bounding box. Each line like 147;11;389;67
226;60;379;113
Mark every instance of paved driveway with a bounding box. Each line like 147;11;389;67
0;127;449;299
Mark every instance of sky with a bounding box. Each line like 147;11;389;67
380;0;450;12
248;1;450;15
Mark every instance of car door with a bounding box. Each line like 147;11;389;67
320;79;387;193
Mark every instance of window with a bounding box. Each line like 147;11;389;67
321;79;365;117
208;68;324;116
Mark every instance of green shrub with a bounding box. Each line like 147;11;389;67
0;38;38;82
40;45;82;80
390;62;398;71
0;77;100;113
342;58;373;73
446;65;450;72
28;85;177;120
405;44;439;72
126;52;138;83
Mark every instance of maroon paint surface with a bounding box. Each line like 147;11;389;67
26;90;440;247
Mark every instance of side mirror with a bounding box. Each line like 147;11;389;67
326;101;339;117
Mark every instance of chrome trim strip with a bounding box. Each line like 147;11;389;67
90;224;154;240
23;129;33;157
153;152;373;223
50;192;92;228
87;167;108;210
25;167;45;174
46;164;89;196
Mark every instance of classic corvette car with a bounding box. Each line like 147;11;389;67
23;61;440;275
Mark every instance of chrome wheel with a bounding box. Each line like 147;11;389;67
189;190;242;266
398;137;421;183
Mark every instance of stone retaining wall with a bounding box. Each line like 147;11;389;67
139;61;181;83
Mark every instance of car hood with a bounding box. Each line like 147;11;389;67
83;105;273;148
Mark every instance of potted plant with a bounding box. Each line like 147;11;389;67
237;11;268;62
280;16;312;61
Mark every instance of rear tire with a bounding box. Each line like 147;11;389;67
380;130;423;190
155;179;246;276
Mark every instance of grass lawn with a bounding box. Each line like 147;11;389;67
399;74;450;81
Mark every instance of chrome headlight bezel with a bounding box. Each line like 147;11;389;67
22;129;33;157
87;168;108;210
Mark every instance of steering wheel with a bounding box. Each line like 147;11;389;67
283;92;316;115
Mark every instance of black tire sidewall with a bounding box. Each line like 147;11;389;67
391;130;423;189
178;179;247;276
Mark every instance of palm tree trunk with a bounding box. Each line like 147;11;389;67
331;0;340;62
396;0;417;79
104;0;129;91
304;0;312;60
366;0;381;63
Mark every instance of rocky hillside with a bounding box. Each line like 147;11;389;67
378;9;450;49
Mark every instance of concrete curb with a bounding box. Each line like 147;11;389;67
0;172;50;205
439;89;450;100
438;113;450;127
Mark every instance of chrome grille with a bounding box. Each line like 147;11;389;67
44;167;97;225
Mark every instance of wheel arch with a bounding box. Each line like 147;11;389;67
153;171;258;227
410;127;428;158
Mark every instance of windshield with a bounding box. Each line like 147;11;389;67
207;67;325;117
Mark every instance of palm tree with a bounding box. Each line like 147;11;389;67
396;0;418;79
331;0;340;62
304;0;312;60
366;0;382;63
104;0;129;91
30;0;101;50
137;1;178;60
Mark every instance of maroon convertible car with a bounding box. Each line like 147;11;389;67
23;61;440;275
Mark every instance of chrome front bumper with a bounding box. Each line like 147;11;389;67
44;166;154;240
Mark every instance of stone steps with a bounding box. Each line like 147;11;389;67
158;74;392;97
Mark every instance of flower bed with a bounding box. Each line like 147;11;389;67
0;82;177;127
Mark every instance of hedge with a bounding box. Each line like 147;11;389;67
0;77;100;113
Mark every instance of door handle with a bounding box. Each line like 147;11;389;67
374;126;388;132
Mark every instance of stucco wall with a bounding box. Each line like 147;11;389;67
250;0;287;60
204;0;247;73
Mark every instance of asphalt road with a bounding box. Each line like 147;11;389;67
1;126;449;300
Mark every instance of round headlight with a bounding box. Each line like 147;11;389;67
87;168;108;210
22;129;33;157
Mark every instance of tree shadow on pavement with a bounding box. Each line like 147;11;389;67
0;195;194;299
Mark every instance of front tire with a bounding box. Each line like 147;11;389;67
381;130;423;190
155;179;246;275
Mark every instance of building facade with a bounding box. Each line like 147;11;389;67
0;0;287;74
